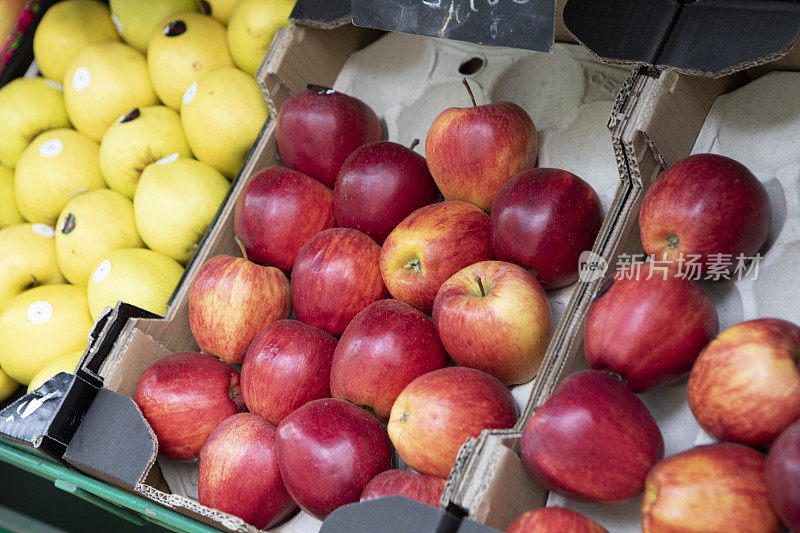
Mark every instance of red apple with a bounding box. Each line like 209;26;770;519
276;398;393;520
642;443;780;533
584;264;718;392
330;299;449;420
335;140;440;244
765;419;800;532
432;260;550;385
234;166;335;271
388;367;517;478
521;370;663;502
380;201;494;314
189;255;291;364
133;351;244;460
360;469;446;508
506;508;608;533
199;413;296;529
639;153;771;273
240;319;337;425
688;318;800;448
275;86;382;188
291;228;388;336
490;168;603;289
425;81;537;212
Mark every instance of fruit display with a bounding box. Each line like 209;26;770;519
0;0;288;397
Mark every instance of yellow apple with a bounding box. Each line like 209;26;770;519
109;0;198;52
99;106;192;198
0;223;65;309
27;349;84;393
147;13;233;110
181;67;268;178
87;247;184;320
55;189;143;286
0;77;71;169
0;284;92;385
33;0;120;83
227;0;295;75
64;42;158;141
0;166;23;227
200;0;240;24
14;128;106;225
134;156;229;264
0;366;20;402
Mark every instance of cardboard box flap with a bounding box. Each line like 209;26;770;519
63;387;157;491
564;0;800;77
319;496;464;533
0;373;98;459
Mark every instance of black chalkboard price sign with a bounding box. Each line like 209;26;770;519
351;0;557;52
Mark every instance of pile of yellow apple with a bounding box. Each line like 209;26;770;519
0;0;292;401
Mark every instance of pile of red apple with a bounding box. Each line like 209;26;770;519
512;153;800;533
132;81;607;529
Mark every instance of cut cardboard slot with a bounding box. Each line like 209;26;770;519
57;17;633;533
448;38;800;533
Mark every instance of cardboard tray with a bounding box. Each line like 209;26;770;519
40;13;637;533
444;30;800;533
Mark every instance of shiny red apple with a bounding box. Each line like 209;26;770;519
642;443;780;533
199;413;296;529
380;201;494;314
432;260;551;385
133;351;244;460
506;508;608;533
360;470;446;508
275;86;382;188
490;168;603;289
291;228;388;336
765;419;800;532
688;318;800;448
388;367;517;478
189;255;291;364
240;319;337;425
584;264;718;392
234;166;335;271
639;153;771;274
335;140;440;245
276;398;393;520
521;370;663;502
426;81;537;212
330;299;449;420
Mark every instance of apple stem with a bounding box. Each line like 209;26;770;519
29;274;39;288
462;77;477;107
475;276;486;297
234;236;249;261
409;138;420;151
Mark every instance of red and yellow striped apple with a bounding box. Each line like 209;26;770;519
291;228;388;336
432;260;551;385
199;413;296;529
506;507;607;533
380;201;494;314
360;470;446;508
240;319;337;425
189;255;291;364
388;367;517;478
425;82;537;212
688;318;800;448
642;443;780;533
